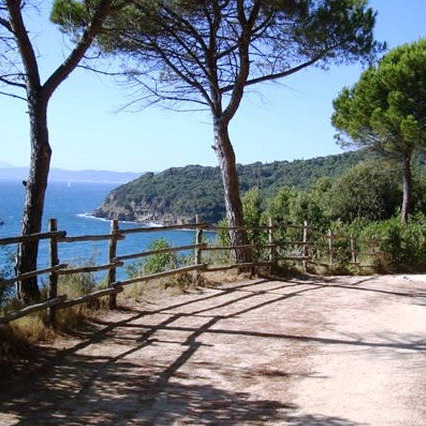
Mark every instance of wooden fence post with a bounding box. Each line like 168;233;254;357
327;229;333;267
194;214;203;284
108;219;119;309
48;218;59;327
302;220;308;272
268;217;277;275
350;235;357;264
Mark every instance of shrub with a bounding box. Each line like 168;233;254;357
327;161;402;223
126;238;193;289
126;238;182;277
358;215;426;271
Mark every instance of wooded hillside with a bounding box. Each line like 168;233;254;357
94;150;426;224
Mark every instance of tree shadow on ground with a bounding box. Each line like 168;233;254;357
0;276;422;424
0;348;362;425
270;273;426;299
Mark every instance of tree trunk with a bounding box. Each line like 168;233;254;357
401;151;412;224
213;119;251;263
15;94;51;302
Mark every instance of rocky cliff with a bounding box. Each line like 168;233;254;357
94;192;196;224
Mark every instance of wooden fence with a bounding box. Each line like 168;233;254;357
0;217;383;326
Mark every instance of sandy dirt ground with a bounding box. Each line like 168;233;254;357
0;274;425;425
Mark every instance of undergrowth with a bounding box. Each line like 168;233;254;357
0;259;107;359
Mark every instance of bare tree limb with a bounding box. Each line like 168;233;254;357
6;0;41;90
0;89;26;100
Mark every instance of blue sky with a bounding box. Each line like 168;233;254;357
1;0;426;172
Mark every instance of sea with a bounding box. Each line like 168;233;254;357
0;180;214;281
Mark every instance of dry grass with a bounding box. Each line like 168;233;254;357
0;318;51;361
0;271;107;359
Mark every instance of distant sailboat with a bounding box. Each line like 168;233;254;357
67;181;71;188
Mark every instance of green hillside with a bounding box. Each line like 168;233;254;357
94;150;426;224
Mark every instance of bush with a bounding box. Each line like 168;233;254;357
126;238;193;289
216;189;270;262
126;238;183;277
327;161;402;223
358;215;426;271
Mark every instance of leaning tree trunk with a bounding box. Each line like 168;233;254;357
213;119;251;263
15;94;51;302
401;151;412;224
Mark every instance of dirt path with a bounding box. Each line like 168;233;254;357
0;274;425;425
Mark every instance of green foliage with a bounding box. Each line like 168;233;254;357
215;159;426;272
84;0;383;107
410;172;426;213
242;188;266;247
216;189;267;261
264;187;297;248
290;191;328;232
51;0;89;33
216;217;231;249
125;238;194;290
333;39;426;221
332;39;426;157
99;149;426;225
126;238;185;277
357;215;426;270
326;160;402;222
266;186;297;224
101;150;387;224
55;256;104;312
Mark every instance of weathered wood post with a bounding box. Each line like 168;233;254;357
327;229;333;267
302;220;308;272
350;235;357;264
194;214;203;284
268;217;277;266
48;218;59;326
108;219;119;309
268;217;276;274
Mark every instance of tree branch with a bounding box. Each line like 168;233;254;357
0;16;12;32
77;64;122;76
0;89;26;101
0;74;25;88
145;36;213;109
6;0;41;90
220;54;323;94
43;0;116;99
222;0;260;123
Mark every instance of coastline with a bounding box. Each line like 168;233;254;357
76;212;162;227
76;213;216;233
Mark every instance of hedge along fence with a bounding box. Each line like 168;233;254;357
0;217;384;326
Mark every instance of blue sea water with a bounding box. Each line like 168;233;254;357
0;180;213;280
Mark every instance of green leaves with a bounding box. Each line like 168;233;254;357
332;38;426;158
51;0;90;32
126;238;181;277
326;160;402;222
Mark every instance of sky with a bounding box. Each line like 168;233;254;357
1;1;426;173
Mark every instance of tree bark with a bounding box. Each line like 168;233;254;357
401;151;412;224
5;0;116;302
16;93;51;302
213;118;251;263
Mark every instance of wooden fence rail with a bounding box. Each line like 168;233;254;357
0;231;66;246
0;216;384;326
0;264;68;287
